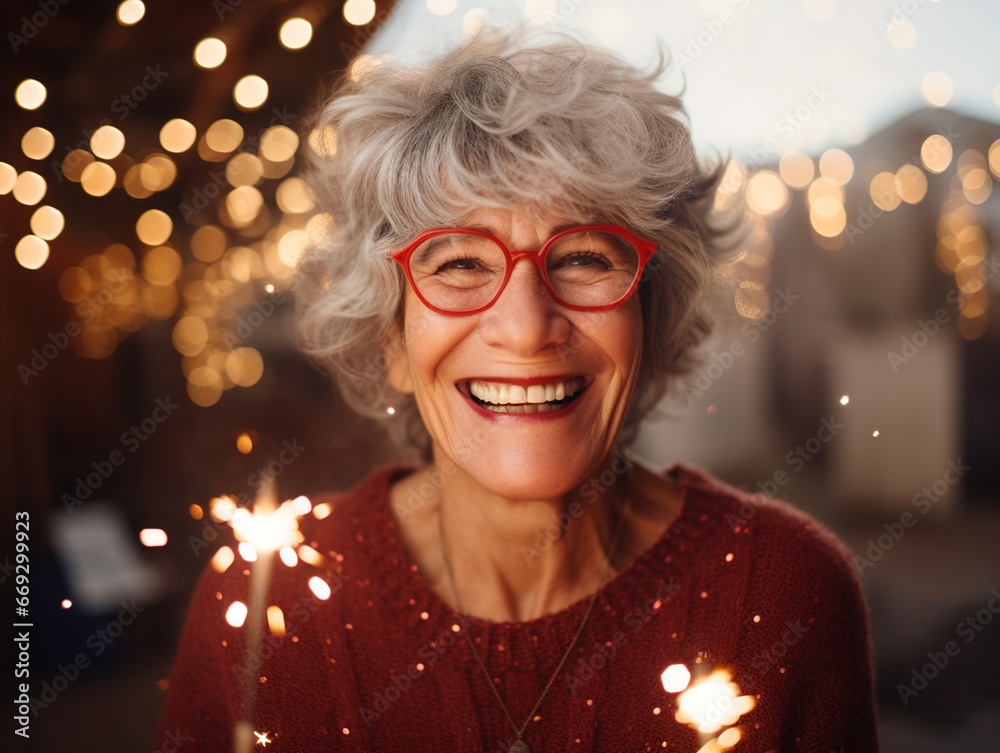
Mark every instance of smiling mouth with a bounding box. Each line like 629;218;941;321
458;376;587;414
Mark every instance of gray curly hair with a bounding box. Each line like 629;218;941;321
295;27;732;459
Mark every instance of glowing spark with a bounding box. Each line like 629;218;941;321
140;528;168;547
660;663;691;693
291;495;312;515
230;497;306;554
309;576;331;600
675;668;754;735
238;541;258;562
872;430;880;437
279;546;298;567
266;606;285;636
211;545;235;573
226;601;248;627
840;395;849;405
298;544;326;566
313;503;332;520
254;730;272;746
61;599;72;609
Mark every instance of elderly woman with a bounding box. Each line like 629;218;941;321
156;30;879;753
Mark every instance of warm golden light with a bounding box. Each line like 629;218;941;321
661;664;691;693
81;162;116;196
989;140;1000;180
15;235;49;269
205;119;244;154
91;125;126;160
921;71;953;107
894;164;928;204
818;148;854;186
210;496;238;523
234;75;268;110
238;541;258;562
276;177;315;214
309;576;332;600
143;245;183;285
117;0;145;25
225;186;264;227
230;499;306;555
13;171;46;205
840;395;849;405
160;118;197;153
870;172;901;211
777;150;814;189
194;37;227;68
675;669;754;735
142;153;177;191
278;229;309;267
734;281;768;319
810;196;847;238
61;599;72;609
298;545;326;566
280;17;313;49
236;432;254;454
189;503;204;520
136;209;173;246
172;316;209;357
140;528;167;547
226;152;263;187
525;0;557;24
308;125;338;157
0;162;15;194
62;150;94;182
312;503;332;520
226;347;264;387
745;170;788;217
279;546;298;566
191;225;228;263
343;0;376;25
226;601;248;627
267;606;286;636
30;205;64;240
920;134;953;174
21;127;54;160
260;126;299;162
15;79;46;110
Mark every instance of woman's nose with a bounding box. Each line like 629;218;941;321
477;258;571;356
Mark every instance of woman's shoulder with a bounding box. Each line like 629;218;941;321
668;461;860;589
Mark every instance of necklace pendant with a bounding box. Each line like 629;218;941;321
509;740;530;753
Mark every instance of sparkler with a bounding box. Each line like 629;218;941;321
661;663;755;752
209;477;313;753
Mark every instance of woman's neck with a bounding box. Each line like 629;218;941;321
388;451;681;623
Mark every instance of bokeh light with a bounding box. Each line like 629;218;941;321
921;71;953;107
160;119;197;153
15;79;46;110
91;125;126;160
15;235;50;269
13;171;46;205
343;0;376;25
117;0;145;25
21;127;55;160
30;206;65;240
194;38;227;68
279;18;313;49
234;75;269;110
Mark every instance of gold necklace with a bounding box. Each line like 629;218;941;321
437;487;628;753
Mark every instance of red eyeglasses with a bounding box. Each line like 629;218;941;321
389;225;657;316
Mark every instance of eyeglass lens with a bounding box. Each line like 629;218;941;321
407;230;641;311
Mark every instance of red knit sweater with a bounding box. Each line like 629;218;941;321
155;462;880;752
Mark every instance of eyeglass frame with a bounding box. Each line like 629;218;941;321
389;224;658;316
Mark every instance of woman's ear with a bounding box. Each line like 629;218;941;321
383;325;413;395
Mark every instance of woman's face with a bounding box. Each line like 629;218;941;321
386;207;645;500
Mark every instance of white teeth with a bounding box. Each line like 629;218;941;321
467;377;584;406
508;385;527;404
526;385;546;404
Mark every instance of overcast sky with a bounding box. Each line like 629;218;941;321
367;0;1000;161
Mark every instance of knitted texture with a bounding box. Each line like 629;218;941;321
155;462;880;752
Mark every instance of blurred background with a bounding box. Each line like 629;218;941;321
2;0;998;750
